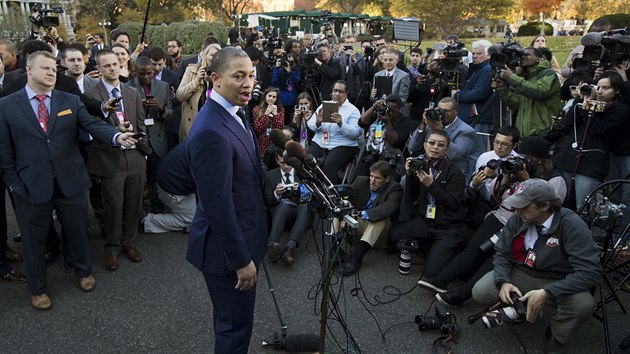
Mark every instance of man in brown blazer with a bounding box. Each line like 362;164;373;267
85;49;152;271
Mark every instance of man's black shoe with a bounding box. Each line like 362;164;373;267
435;290;465;307
341;257;361;276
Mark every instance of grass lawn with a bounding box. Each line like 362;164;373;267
398;35;581;68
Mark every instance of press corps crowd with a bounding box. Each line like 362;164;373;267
0;17;628;352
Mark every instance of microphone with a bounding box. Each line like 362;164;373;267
269;129;292;150
487;44;504;56
303;154;334;190
284;334;320;352
581;32;603;47
285;141;307;160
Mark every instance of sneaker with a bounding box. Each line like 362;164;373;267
418;279;447;293
435;290;464;307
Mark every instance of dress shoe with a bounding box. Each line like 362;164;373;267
44;249;60;266
281;245;296;264
105;255;119;271
31;294;52;311
13;233;21;242
341;256;362;276
79;275;96;292
122;246;142;262
5;248;23;263
1;270;26;284
435;290;464;307
267;241;282;262
417;278;447;293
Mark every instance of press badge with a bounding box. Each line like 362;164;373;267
300;129;307;141
116;111;127;124
375;123;383;140
266;127;272;136
425;205;436;219
524;249;536;268
144;118;155;126
322;130;330;145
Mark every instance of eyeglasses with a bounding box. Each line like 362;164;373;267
426;140;447;148
493;140;513;148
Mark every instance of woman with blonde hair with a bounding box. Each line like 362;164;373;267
176;43;222;140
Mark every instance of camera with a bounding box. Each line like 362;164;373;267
439;42;468;73
251;82;263;102
408;155;430;175
489;34;524;81
481;292;527;328
579;83;597;96
599;30;630;69
30;4;64;27
425;107;445;121
376;103;390;116
485;159;503;171
484;157;527;174
416;304;455;334
302;50;321;68
578;99;606;113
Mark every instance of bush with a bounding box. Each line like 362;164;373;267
517;22;553;36
115;21;228;55
592;14;630;31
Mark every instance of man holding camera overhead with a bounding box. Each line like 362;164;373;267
472;179;601;353
494;47;561;139
407;97;476;180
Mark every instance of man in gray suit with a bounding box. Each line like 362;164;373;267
126;56;173;213
371;48;410;103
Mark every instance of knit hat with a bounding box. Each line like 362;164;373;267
503;178;557;209
517;136;551;158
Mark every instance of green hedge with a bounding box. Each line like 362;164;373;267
516;22;553;36
116;21;228;55
593;14;630;31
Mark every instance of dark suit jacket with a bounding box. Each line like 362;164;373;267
158;68;182;139
185;98;268;276
126;78;173;158
0;88;118;204
350;176;402;222
159;68;180;91
264;168;302;207
3;70;106;117
314;58;341;101
372;67;411;102
84;81;151;177
90;44;109;58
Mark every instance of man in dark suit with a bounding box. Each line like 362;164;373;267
264;149;310;265
312;42;341;104
85;49;152;272
90;34;109;59
185;47;268;354
147;46;181;151
0;51;139;310
341;161;403;275
127;56;173;213
371;48;411;103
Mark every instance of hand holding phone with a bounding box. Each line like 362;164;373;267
131;131;146;140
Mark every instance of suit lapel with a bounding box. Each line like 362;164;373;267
16;90;46;137
46;91;63;134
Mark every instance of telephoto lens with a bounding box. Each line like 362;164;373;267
398;250;411;275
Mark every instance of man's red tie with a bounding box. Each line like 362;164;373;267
35;94;49;133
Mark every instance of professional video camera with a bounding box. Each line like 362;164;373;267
483;157;527;174
408;155;430;175
576;28;630;72
300;49;321;81
251;81;263;102
481;292;527;328
416;304;456;334
488;31;524;81
584;194;625;238
439;42;468;72
29;4;64;27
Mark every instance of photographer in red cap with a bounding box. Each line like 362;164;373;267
472;178;601;352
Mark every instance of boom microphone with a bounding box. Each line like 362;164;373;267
581;32;603;47
269;129;292;150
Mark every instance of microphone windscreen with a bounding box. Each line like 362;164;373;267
303;154;318;169
285;157;304;171
487;44;503;56
269;129;291;149
284;334;320;352
285;141;306;160
580;32;603;47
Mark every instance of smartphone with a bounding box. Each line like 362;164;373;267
299;105;308;112
145;95;154;100
112;96;124;104
131;131;146;139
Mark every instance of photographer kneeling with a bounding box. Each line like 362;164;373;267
357;94;416;180
472;179;601;352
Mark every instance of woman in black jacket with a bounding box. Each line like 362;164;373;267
554;71;628;210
